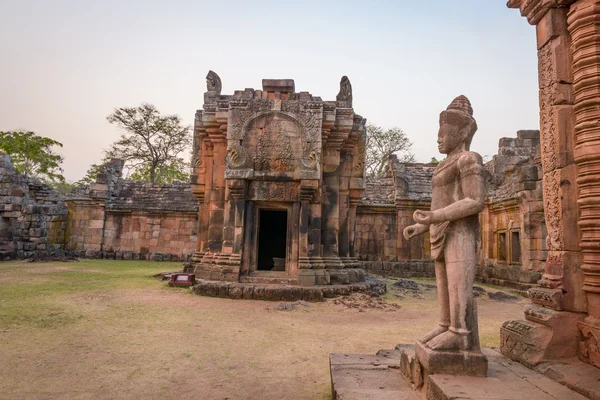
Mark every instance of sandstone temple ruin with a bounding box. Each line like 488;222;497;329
2;0;600;389
189;74;367;286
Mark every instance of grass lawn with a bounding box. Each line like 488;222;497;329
0;260;525;400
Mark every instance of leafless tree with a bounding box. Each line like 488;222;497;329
366;124;415;177
106;103;191;184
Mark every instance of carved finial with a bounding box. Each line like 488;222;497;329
204;70;222;104
336;76;352;107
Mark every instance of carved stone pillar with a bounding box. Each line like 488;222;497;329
338;151;352;262
502;0;587;367
322;146;346;283
219;179;245;281
298;183;316;285
308;196;327;284
221;184;234;255
348;196;360;259
568;0;600;368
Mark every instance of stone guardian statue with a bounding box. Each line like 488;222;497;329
403;95;485;354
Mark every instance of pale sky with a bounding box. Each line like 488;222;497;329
0;0;538;182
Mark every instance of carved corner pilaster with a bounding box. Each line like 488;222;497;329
578;321;600;368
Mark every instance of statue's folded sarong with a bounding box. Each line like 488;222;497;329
430;221;450;261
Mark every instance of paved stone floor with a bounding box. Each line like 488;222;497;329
330;347;594;400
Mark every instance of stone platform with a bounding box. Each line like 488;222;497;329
330;346;590;399
190;277;385;302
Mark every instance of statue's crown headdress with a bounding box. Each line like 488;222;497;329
446;95;473;118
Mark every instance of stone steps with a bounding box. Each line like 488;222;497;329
190;277;385;302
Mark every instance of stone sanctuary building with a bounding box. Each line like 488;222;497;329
189;73;367;286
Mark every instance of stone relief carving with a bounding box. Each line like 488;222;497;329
301;142;320;170
249;181;299;201
204;70;222;104
252;99;274;112
578;322;600;368
336;76;352;108
227;110;321;172
282;100;301;114
542;170;563;251
255;118;295;172
226;143;249;169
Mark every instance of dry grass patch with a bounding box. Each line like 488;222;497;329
0;260;525;399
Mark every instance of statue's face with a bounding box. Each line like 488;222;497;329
437;121;464;154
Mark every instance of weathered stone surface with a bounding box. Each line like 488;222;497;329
329;353;420;400
191;76;367;286
414;340;488;377
332;347;586;400
0;154;68;260
404;96;486;355
190;278;384;302
500;305;585;367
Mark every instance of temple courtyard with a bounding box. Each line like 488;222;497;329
0;260;524;400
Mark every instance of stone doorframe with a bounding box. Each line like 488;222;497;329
242;201;299;279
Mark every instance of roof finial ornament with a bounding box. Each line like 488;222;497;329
204;70;222;104
336;75;352;108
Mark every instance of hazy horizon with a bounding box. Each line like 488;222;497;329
0;1;539;182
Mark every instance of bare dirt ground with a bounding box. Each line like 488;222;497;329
0;260;525;400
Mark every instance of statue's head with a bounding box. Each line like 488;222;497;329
437;95;477;154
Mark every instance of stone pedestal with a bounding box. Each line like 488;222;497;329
414;341;488;377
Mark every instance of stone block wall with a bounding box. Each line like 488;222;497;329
101;212;197;261
65;201;105;256
65;173;198;261
0;155;68;260
479;131;547;286
355;207;397;261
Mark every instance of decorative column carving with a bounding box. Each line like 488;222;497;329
321;146;344;265
338;150;352;262
568;0;600;368
501;0;587;367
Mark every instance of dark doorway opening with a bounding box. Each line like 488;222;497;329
257;209;287;271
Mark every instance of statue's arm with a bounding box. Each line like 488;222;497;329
435;152;485;222
414;152;485;225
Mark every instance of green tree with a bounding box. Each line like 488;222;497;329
48;180;77;195
0;131;65;183
106;103;191;184
76;163;103;185
430;157;445;164
366;124;415;177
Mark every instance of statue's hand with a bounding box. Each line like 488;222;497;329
413;209;437;225
403;224;425;240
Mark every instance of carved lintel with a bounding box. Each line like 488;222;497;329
248;181;298;202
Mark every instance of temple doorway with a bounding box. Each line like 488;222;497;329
257;209;288;271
